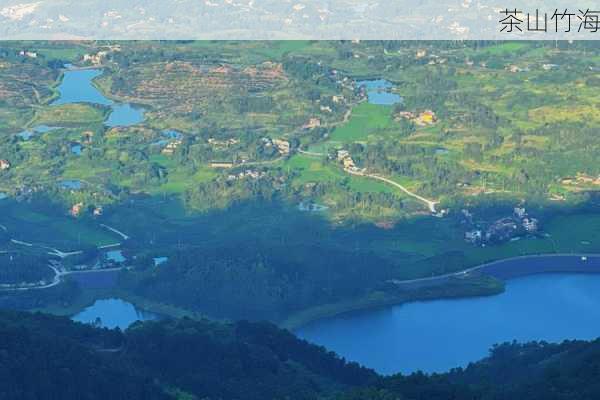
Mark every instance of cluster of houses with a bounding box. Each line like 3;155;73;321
227;170;265;181
506;63;560;73
0;159;10;171
336;150;365;173
464;207;540;245
262;137;291;155
82;45;121;66
208;137;239;147
303;118;322;130
70;203;103;218
395;110;437;126
561;173;600;187
18;50;37;58
162;139;182;156
414;49;450;65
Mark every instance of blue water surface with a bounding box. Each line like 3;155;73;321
297;273;600;375
51;68;145;127
72;298;158;329
356;79;403;105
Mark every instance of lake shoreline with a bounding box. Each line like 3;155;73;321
282;253;600;331
33;253;600;332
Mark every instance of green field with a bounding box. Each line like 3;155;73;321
329;102;394;142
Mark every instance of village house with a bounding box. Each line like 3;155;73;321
395;111;416;121
336;149;362;172
336;150;350;161
209;162;234;169
70;202;84;217
272;139;290;155
395;110;437;126
0;159;10;171
485;218;519;243
83;51;108;65
542;64;559;71
19;50;37;58
208;138;239;147
465;230;483;244
343;157;356;170
514;207;527;219
162;140;182;155
562;173;600;186
303;118;321;130
523;217;539;233
227;170;265;181
415;110;437;126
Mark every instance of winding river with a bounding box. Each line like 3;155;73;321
297;255;600;375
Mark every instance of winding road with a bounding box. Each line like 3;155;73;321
1;222;130;291
387;253;600;286
297;148;439;213
345;168;438;213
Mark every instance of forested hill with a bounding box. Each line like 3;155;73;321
337;340;600;400
0;310;374;400
4;310;600;400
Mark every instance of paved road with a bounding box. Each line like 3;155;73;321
100;224;130;240
296;149;439;213
0;265;125;292
346;168;438;213
388;253;600;286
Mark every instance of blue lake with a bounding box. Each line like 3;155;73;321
106;103;145;127
52;69;112;106
72;298;158;329
296;273;600;375
357;79;403;106
52;68;145;127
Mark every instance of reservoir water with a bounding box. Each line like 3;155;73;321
52;69;112;106
52;68;145;127
72;298;158;329
297;272;600;375
356;79;403;105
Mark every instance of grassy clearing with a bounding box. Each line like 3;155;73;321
287;154;344;185
329;103;394;142
0;202;118;248
148;168;217;195
33;104;106;126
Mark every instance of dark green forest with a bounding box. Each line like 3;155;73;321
122;242;396;321
3;310;600;400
